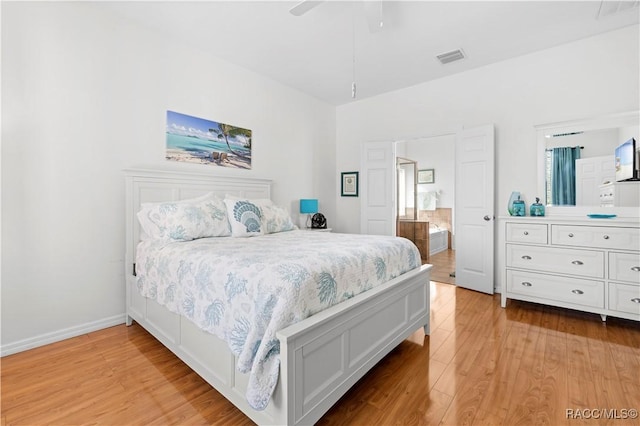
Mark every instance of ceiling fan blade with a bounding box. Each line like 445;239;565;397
289;0;324;16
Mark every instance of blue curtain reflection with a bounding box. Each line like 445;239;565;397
551;146;581;205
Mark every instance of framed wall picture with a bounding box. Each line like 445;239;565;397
418;169;435;184
341;171;359;197
166;110;252;169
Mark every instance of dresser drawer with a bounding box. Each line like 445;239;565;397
506;270;604;308
608;282;640;315
551;225;640;250
609;252;640;284
506;244;604;278
506;223;548;244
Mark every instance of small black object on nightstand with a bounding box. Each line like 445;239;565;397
311;213;327;229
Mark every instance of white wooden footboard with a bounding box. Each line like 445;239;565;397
277;263;431;425
127;264;430;425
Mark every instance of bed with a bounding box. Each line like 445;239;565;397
124;167;431;425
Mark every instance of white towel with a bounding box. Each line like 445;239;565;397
421;191;438;211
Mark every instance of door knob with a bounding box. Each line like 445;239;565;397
483;215;492;221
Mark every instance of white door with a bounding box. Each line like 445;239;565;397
455;125;495;294
575;155;615;205
360;141;396;235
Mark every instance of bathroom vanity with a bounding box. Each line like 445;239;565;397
397;220;429;261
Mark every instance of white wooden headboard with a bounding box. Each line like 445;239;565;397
124;168;272;278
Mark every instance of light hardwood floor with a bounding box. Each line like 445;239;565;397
426;249;456;285
2;274;639;425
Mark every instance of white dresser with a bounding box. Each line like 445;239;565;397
500;216;640;321
598;181;640;207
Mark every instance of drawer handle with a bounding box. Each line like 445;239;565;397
523;231;529;235
631;266;640;272
571;289;584;295
568;233;574;237
603;235;610;240
631;298;640;304
521;255;532;260
521;282;532;287
571;260;584;266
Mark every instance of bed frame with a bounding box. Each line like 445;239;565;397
124;167;431;425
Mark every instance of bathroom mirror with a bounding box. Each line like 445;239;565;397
397;157;417;220
536;111;640;208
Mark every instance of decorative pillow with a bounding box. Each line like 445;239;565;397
261;204;297;234
223;198;265;237
137;194;231;241
224;194;274;208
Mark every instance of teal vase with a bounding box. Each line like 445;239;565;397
508;191;520;216
513;196;526;216
530;197;545;217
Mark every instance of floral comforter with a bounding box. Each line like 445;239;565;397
135;230;421;410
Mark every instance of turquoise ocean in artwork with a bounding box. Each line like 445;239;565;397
166;133;251;158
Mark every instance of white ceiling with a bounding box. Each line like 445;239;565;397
98;1;639;105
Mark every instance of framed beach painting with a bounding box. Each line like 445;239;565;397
166;110;252;169
341;171;359;197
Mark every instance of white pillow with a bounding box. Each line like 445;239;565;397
261;204;297;234
223;197;265;237
137;194;231;241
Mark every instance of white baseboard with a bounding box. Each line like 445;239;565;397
0;314;126;357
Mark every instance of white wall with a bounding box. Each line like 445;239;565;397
334;25;639;235
402;135;456;209
619;125;639;143
1;2;336;354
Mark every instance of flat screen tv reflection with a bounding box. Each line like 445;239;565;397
615;137;639;182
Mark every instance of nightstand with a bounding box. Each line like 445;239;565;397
302;228;332;232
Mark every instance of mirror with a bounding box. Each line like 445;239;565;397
397;157;417;220
536;111;640;207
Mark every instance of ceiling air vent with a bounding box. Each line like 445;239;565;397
436;49;465;65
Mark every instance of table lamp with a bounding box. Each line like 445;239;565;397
299;199;318;228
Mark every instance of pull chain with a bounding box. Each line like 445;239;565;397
351;10;356;99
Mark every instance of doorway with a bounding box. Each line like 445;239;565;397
361;125;495;293
396;135;456;284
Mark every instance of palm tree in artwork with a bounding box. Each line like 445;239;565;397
236;128;252;150
209;123;251;158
